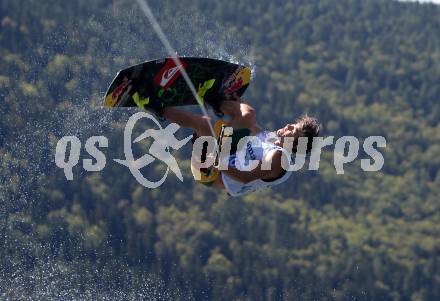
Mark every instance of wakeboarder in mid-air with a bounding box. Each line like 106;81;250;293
104;56;320;196
149;97;321;196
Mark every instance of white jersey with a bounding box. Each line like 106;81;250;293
221;131;292;196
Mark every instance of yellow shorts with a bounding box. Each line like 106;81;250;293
190;120;227;185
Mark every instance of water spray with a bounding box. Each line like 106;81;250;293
135;0;217;138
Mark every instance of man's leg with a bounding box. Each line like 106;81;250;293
163;107;226;189
217;100;257;129
163;99;253;131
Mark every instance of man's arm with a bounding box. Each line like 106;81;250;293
221;150;284;184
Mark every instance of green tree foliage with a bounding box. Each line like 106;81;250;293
1;0;440;300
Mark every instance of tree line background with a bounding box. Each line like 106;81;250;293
1;0;440;300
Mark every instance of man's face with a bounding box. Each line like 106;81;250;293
276;123;302;138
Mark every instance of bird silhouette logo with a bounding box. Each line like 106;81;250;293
114;112;192;188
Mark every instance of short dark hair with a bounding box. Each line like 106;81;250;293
293;115;321;153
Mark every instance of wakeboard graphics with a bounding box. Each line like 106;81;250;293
104;57;252;110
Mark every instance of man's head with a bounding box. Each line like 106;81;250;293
276;115;321;153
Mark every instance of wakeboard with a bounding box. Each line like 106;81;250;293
103;57;252;111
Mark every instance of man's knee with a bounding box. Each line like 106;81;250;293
219;101;241;117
